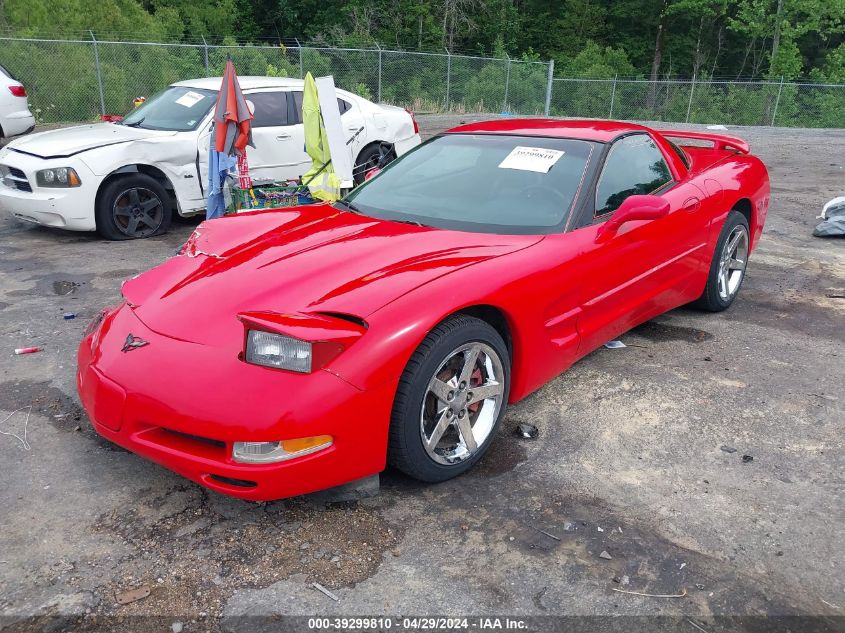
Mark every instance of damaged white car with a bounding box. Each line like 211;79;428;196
0;77;421;239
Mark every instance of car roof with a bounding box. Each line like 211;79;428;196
446;118;653;143
171;76;307;91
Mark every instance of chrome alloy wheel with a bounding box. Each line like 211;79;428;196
717;224;749;302
420;342;505;465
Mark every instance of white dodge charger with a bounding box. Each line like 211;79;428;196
0;77;421;239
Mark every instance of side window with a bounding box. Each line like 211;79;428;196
289;90;351;123
595;135;672;217
247;92;289;127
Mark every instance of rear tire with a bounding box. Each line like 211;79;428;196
693;209;750;312
96;174;172;240
388;315;510;482
354;143;395;185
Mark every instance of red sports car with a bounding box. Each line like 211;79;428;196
77;119;770;501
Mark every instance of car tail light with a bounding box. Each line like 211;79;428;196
405;108;419;134
8;85;27;98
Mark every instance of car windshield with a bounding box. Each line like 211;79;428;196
341;134;595;234
120;86;216;131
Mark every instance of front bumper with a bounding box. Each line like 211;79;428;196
0;150;98;231
77;304;394;501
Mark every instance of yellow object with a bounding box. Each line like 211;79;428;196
301;72;342;202
281;435;333;454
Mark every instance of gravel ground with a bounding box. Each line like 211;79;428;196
0;118;843;632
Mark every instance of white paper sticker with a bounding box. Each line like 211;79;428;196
498;146;564;173
175;91;206;108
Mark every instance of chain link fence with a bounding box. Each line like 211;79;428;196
2;36;845;128
0;36;550;125
550;77;845;128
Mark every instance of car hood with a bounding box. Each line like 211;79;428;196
6;123;178;158
122;204;541;346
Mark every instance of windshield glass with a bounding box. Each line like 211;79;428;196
342;134;595;234
121;86;216;131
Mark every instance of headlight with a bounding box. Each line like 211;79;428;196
232;436;333;464
36;167;81;188
245;330;312;373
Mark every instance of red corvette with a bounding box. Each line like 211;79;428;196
77;119;769;501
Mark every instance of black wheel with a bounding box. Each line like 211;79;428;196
388;315;510;482
354;143;395;185
96;174;171;240
693;209;750;312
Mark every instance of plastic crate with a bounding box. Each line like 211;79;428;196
231;185;314;212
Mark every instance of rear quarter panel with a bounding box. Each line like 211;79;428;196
698;152;770;252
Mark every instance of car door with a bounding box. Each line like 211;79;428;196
243;90;306;183
290;90;366;177
571;133;705;353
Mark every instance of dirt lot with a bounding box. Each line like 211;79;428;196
0;119;843;632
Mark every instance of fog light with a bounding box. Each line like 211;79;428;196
232;435;332;464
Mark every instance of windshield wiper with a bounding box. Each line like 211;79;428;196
335;199;363;214
123;117;146;128
390;218;427;227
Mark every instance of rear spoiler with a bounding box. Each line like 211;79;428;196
655;130;750;155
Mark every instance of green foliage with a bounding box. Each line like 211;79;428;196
1;0;845;127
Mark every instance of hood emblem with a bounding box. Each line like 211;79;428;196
121;334;149;353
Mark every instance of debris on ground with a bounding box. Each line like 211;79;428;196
116;585;150;605
536;528;561;541
707;124;728;130
599;550;613;560
312;582;339;601
63;312;76;320
597;526;604;532
604;340;627;349
826;291;845;299
611;587;687;598
171;623;183;633
814;197;845;237
14;347;41;355
720;445;738;453
742;454;754;463
514;423;539;439
686;618;711;633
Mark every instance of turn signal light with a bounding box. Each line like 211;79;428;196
232;435;333;464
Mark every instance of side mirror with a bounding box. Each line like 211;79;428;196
595;195;670;242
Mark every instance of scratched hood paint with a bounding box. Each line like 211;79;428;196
123;204;541;345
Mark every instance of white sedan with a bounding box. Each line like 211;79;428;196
0;77;421;239
0;64;35;141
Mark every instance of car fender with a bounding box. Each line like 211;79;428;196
79;135;203;214
325;238;568;404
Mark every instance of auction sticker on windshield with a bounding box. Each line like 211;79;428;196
175;91;206;108
498;146;564;173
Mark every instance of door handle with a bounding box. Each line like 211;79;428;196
682;196;701;212
276;133;291;140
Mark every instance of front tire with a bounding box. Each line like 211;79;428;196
388;315;510;482
96;174;172;240
693;209;750;312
